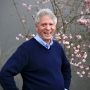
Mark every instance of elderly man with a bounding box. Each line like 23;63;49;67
0;8;71;90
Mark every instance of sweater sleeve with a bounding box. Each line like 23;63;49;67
0;43;28;90
60;45;71;90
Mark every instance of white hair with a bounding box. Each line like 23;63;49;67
35;8;57;25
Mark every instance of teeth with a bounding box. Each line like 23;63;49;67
45;33;50;35
44;32;51;35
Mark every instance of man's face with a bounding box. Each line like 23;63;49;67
36;15;56;43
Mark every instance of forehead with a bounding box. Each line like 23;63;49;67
39;15;54;23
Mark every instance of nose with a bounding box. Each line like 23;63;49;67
46;25;51;30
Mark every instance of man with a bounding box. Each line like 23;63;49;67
0;8;71;90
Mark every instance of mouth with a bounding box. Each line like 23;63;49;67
44;32;52;36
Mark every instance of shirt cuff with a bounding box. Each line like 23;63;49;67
64;89;68;90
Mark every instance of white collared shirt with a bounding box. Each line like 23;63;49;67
34;34;53;49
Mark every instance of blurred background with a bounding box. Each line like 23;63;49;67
0;0;90;90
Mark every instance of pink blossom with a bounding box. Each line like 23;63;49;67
63;40;70;45
82;59;86;62
77;71;80;75
66;45;70;49
76;35;82;39
22;3;27;7
77;45;80;48
83;52;87;58
71;43;74;46
82;71;85;74
22;19;26;23
27;5;32;10
80;65;84;69
26;38;29;41
69;34;73;39
16;37;19;40
36;1;39;4
85;67;89;70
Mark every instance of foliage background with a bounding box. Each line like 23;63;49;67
0;0;90;90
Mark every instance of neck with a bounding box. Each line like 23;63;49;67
43;39;51;44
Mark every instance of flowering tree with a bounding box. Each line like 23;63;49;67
13;0;90;78
50;0;90;78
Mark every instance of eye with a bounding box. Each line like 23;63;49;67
49;23;53;26
41;23;47;27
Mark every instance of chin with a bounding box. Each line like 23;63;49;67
44;35;52;38
44;37;52;40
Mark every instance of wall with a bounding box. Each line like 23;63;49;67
0;0;90;90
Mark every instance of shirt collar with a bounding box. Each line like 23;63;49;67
34;34;53;49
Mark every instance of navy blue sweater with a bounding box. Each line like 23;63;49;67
0;38;71;90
